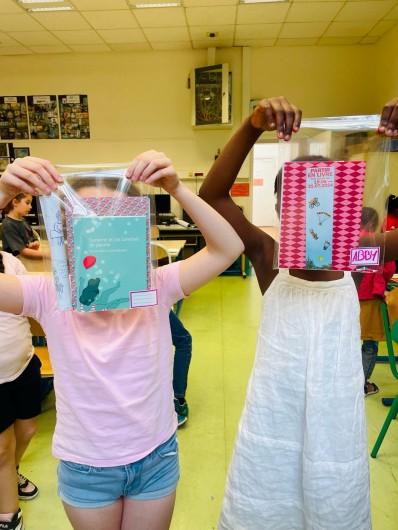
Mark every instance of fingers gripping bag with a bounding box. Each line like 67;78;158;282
272;115;391;273
37;164;162;312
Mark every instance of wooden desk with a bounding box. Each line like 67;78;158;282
157;224;204;254
158;239;186;261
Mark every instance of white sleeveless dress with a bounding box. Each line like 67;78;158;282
219;270;371;530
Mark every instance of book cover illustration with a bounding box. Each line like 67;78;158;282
278;160;366;271
65;196;151;312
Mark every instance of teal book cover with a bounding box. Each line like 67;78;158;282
65;196;151;312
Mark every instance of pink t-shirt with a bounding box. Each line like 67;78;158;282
18;261;185;467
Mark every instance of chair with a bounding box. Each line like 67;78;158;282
370;296;398;458
150;240;172;265
150;241;183;316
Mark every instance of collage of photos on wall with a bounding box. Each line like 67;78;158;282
0;94;90;141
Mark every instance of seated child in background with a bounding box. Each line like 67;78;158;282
0;250;41;530
1;193;48;261
359;207;396;397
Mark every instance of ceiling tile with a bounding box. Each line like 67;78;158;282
189;24;235;39
52;30;105;44
71;0;129;9
143;27;190;41
235;23;281;39
368;19;397;37
279;21;329;38
335;0;397;21
233;38;276;47
0;14;44;32
29;44;72;54
193;38;235;48
384;4;398;19
324;20;376;37
68;43;112;52
96;28;147;43
152;41;193;50
286;2;344;22
237;3;290;24
184;0;237;5
317;36;362;45
276;37;319;46
9;31;62;46
0;0;25;14
81;10;139;29
133;7;186;27
30;12;92;31
0;32;21;46
186;6;236;25
359;36;380;44
108;42;151;51
0;45;34;55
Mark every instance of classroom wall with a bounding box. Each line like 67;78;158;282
1;36;396;213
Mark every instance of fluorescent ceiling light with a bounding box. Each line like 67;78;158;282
27;6;74;11
18;0;66;3
131;3;181;8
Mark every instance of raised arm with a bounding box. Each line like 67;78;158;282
0;157;62;313
199;97;301;271
125;151;244;295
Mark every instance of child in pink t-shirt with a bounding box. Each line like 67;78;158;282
0;149;246;530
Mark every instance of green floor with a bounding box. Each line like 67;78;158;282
21;276;398;529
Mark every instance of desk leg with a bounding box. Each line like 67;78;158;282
241;254;247;278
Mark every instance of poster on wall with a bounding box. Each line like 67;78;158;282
58;94;90;139
0;96;29;140
28;95;59;139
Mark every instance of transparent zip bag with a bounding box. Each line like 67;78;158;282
37;163;165;312
273;115;391;272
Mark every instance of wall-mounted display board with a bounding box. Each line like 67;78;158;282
59;94;90;139
28;95;60;139
191;63;232;127
0;96;29;140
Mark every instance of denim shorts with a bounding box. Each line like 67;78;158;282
57;433;179;508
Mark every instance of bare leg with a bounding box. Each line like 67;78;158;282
121;493;176;530
0;424;18;515
14;417;37;466
63;499;123;530
14;417;38;495
62;493;176;530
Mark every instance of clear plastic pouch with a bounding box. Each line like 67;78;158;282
273;116;391;272
37;164;163;312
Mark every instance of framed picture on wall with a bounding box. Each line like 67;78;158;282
0;143;9;157
13;147;30;159
0;157;10;173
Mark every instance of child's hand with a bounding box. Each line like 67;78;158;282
0;157;62;206
250;97;302;141
378;98;398;136
27;240;40;250
125;150;179;193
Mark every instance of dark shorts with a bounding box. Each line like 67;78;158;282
0;354;42;432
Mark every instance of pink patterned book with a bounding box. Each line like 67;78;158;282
278;160;367;271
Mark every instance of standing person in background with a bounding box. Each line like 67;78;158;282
1;193;48;260
170;310;192;427
359;207;396;397
199;96;398;530
0;251;40;530
383;194;398;231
